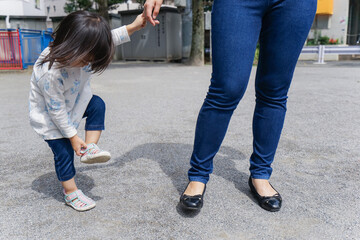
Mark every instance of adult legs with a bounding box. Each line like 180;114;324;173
250;0;317;195
185;0;266;195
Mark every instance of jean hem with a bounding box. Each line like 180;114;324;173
250;174;270;180
85;125;105;131
58;172;76;182
188;176;208;185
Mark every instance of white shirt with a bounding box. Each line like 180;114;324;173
29;26;130;140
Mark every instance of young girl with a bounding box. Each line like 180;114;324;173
29;10;146;211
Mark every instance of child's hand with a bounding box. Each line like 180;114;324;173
69;134;87;156
126;14;147;36
134;14;147;29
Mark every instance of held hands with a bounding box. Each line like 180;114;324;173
69;134;87;156
126;14;147;36
126;0;163;35
143;0;163;26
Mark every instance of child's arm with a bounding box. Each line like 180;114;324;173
112;14;146;46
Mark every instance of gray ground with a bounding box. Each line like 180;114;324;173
0;61;359;239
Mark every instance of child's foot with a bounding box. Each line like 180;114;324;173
64;189;96;211
80;143;111;164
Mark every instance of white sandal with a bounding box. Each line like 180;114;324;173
64;189;96;211
80;143;111;164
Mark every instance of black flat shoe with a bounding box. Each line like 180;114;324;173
248;177;282;212
180;182;206;211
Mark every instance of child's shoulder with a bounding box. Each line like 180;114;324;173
35;47;50;65
33;47;50;75
33;48;64;78
33;66;62;86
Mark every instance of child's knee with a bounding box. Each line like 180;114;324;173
92;95;106;113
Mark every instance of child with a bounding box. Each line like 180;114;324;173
29;10;146;211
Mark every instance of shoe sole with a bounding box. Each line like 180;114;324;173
180;201;203;211
66;202;96;212
264;207;280;212
81;152;111;164
181;205;202;211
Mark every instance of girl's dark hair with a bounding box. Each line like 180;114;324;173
39;10;114;73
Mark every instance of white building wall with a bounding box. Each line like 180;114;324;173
0;0;24;15
45;0;66;17
0;0;45;16
23;0;46;16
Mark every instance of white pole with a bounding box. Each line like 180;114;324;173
6;15;11;29
315;45;326;64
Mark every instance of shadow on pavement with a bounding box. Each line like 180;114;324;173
176;202;202;218
32;143;252;215
31;172;102;203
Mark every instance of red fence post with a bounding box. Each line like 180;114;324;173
17;29;23;69
0;29;23;70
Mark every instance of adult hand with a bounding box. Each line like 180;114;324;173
143;0;163;26
69;134;87;156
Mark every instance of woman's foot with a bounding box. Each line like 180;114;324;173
248;177;282;212
180;181;206;210
251;178;278;196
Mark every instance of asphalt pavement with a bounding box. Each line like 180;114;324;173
0;61;359;239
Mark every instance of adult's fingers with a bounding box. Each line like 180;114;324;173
144;2;156;26
153;2;161;19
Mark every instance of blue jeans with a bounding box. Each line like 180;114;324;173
188;0;317;184
46;95;106;182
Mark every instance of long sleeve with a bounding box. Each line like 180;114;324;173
111;26;131;46
37;72;77;138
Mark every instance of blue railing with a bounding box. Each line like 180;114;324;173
0;28;52;69
302;45;360;64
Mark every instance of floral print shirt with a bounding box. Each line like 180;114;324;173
29;26;130;140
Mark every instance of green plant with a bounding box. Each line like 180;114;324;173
64;0;94;13
306;36;339;46
64;0;145;14
204;0;213;11
306;39;316;46
253;45;259;65
318;36;330;45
